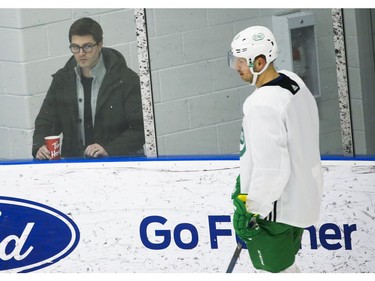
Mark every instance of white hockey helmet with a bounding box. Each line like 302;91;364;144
228;26;278;85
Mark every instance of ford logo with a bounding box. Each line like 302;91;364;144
0;196;80;272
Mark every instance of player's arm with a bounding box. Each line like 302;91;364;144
244;103;291;217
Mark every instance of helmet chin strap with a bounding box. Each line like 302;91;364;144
249;61;270;86
250;70;259;86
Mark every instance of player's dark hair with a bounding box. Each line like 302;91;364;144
69;17;103;43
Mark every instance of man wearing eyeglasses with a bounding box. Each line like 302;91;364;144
32;17;145;159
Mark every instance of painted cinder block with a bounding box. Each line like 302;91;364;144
153;9;207;36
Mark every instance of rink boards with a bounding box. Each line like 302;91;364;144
0;158;374;273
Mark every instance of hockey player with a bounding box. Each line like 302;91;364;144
228;26;323;273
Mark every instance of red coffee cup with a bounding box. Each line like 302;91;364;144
44;136;61;160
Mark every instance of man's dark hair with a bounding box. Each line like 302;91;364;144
69;17;103;43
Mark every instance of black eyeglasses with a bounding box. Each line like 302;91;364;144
69;43;98;54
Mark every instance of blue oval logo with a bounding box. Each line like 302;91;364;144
0;196;80;272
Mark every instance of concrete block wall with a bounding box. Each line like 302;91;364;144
312;8;343;155
147;8;280;156
344;9;366;155
147;8;346;156
344;9;375;155
0;8;372;159
0;8;138;160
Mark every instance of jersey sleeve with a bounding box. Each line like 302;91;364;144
243;101;291;217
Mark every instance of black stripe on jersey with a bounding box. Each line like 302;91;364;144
264;201;277;222
263;73;300;95
273;201;277;222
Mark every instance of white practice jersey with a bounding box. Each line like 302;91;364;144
240;70;323;228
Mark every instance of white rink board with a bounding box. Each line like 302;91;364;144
0;158;374;273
